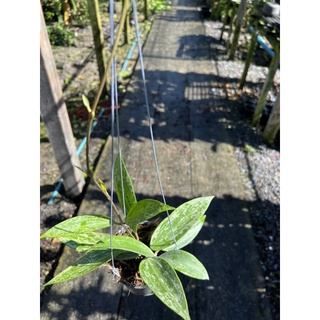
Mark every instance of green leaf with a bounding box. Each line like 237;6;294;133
55;231;107;251
150;196;214;251
91;236;154;258
82;94;91;112
160;215;206;251
40;215;110;249
139;257;190;320
40;215;110;237
66;241;102;252
114;153;137;214
113;251;139;260
160;250;209;280
43;249;115;286
99;179;107;192
126;199;175;232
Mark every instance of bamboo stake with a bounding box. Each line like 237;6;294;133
87;0;107;84
85;1;129;180
239;26;257;89
228;0;247;60
263;92;280;144
252;42;279;126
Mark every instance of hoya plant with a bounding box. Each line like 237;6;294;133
41;152;214;320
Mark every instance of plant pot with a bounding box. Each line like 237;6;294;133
122;280;154;296
113;219;160;296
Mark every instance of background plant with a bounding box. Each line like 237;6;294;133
149;0;172;14
46;22;76;46
41;0;89;46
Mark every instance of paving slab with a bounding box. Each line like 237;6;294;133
40;0;272;319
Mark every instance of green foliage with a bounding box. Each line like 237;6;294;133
40;121;49;142
70;0;89;26
149;0;172;14
41;0;89;46
41;152;214;320
126;199;175;232
41;0;62;23
244;143;260;153
82;94;91;113
214;0;230;21
91;236;155;257
159;250;209;280
46;22;76;46
40;215;110;251
41;0;88;25
43;249;115;286
139;257;190;320
150;197;212;251
114;153;137;214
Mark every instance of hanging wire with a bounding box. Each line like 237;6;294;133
108;0;120;279
108;0;178;272
114;22;127;232
130;0;178;249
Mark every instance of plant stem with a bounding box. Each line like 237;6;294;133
90;175;138;240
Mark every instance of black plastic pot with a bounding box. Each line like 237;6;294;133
122;280;154;296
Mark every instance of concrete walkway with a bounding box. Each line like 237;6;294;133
41;0;272;319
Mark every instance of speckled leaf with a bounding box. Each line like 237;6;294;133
43;249;117;286
158;215;206;251
56;231;107;251
90;235;154;257
66;241;102;252
40;215;110;237
114;153;137;214
139;257;190;320
40;215;110;248
160;250;209;280
126;199;175;232
150;196;214;251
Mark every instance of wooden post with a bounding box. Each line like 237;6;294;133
40;5;85;198
123;0;130;44
228;0;247;60
238;26;257;89
252;42;280;126
144;0;149;20
263;92;280;144
87;0;107;84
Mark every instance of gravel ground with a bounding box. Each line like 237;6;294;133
234;142;280;320
232;125;280;320
40;8;280;320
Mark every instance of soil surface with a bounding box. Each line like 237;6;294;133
40;3;280;319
